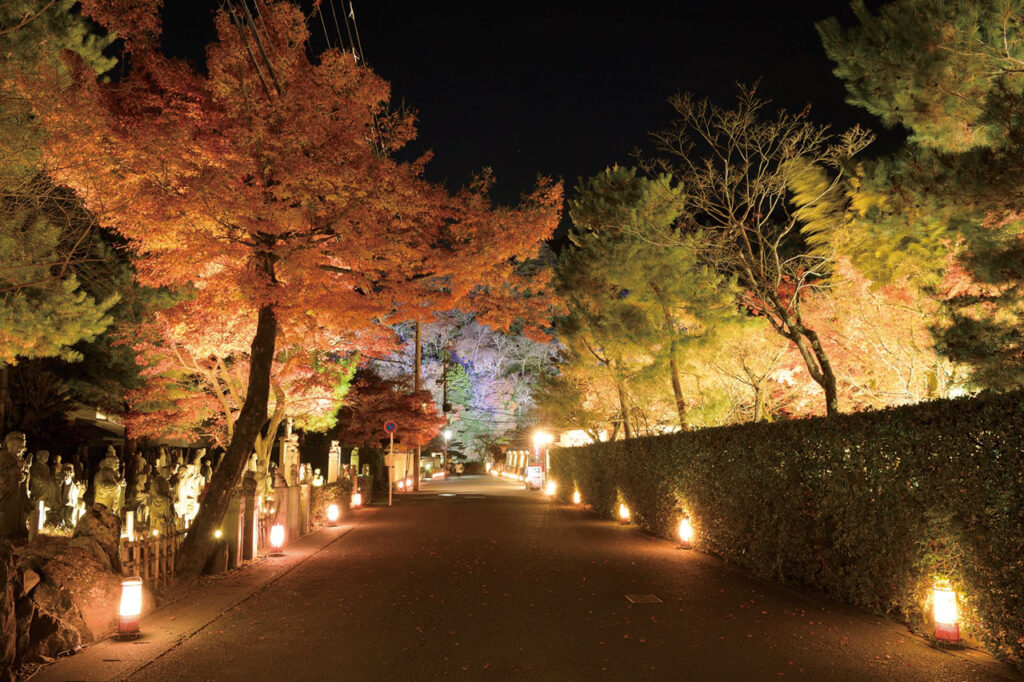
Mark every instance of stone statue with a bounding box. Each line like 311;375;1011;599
93;455;125;516
147;467;175;533
174;463;201;525
289;462;300;488
300;462;312;484
312;468;324;487
59;465;82;529
0;432;30;538
272;464;287;490
50;454;62;480
28;450;60;520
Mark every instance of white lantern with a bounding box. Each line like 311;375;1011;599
572;490;581;505
326;504;340;523
678;517;694;549
119;577;143;636
933;582;960;643
545;480;557;497
269;523;285;555
351;492;362;508
618;503;630;524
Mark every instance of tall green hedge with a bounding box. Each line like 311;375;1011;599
551;390;1024;670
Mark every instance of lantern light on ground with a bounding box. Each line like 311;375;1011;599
933;581;960;643
326;504;340;524
352;492;363;508
618;503;630;524
572;490;581;505
269;524;285;556
118;577;143;637
545;480;557;496
678;517;694;549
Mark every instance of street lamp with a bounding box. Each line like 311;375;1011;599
443;429;452;475
533;430;554;486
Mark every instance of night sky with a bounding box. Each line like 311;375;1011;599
162;1;899;220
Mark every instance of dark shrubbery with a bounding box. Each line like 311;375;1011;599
551;391;1024;670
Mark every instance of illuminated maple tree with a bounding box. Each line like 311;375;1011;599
20;0;559;577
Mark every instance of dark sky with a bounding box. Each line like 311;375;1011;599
162;1;897;216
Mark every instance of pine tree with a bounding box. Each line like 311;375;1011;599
0;0;118;431
819;0;1024;388
568;166;742;429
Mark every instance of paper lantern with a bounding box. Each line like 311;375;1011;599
572;490;581;505
269;524;285;555
678;517;694;549
119;577;143;636
326;504;340;523
618;503;630;524
545;480;557;496
933;582;960;643
351;492;363;508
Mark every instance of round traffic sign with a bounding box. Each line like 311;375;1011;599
384;420;397;433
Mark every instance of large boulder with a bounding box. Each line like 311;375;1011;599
73;504;122;572
0;539;16;682
14;537;121;666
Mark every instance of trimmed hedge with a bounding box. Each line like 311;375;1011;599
551;390;1024;670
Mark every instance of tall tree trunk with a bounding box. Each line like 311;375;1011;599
413;320;421;492
0;362;8;435
176;304;277;581
615;379;633;439
801;326;839;416
668;340;688;430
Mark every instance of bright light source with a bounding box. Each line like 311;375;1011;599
270;524;285;554
933;581;960;642
485;462;492;472
352;492;363;508
214;529;223;539
326;504;340;523
572;490;581;505
443;429;451;440
152;529;160;538
545;480;557;496
397;480;405;491
678;517;694;548
533;430;554;449
119;577;143;636
618;503;630;523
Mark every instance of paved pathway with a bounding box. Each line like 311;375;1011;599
33;475;1020;681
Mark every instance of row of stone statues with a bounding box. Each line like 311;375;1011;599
0;428;335;540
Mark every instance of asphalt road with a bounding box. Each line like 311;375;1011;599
124;475;1018;681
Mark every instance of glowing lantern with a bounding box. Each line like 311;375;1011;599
678;517;694;549
352;492;363;508
269;524;285;555
326;504;340;523
545;480;557;496
214;529;223;539
151;528;159;538
618;503;630;524
397;480;405;491
118;577;143;636
933;581;960;642
572;490;581;505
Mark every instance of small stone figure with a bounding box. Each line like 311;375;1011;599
93;454;125;516
272;464;287;490
0;432;30;538
200;457;213;489
311;468;324;487
300;462;312;484
50;454;63;480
